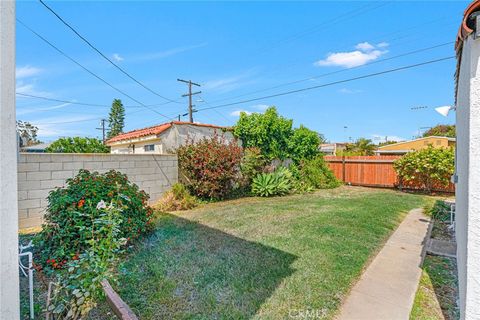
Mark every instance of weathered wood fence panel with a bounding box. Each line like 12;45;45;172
324;155;454;192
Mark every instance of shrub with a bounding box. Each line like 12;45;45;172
429;200;452;221
252;167;292;197
36;169;154;270
394;146;454;193
177;135;243;199
47;200;125;318
46;137;109;153
288;125;322;161
295;156;340;189
155;183;198;211
240;147;267;185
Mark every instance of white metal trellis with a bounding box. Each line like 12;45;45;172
19;241;34;319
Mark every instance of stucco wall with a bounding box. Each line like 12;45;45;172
456;34;480;320
378;136;454;151
17;153;178;229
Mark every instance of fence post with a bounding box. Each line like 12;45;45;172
342;156;346;183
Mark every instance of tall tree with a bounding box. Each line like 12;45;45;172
107;99;125;139
16;120;41;147
422;124;455;138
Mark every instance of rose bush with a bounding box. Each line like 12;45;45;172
35;169;154;271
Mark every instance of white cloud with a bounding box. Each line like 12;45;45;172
16;65;42;79
314;42;388;68
30;115;99;138
16;103;72;116
338;88;363;94
230;110;251;117
133;42;208;62
252;104;270;111
355;42;375;51
16;81;52;97
377;42;389;48
203;70;256;94
112;53;124;62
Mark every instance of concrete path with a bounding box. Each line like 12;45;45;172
336;208;430;320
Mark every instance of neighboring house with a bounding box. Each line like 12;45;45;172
20;142;51;153
375;136;455;155
319;143;347;156
106;121;236;154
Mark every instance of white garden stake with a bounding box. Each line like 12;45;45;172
19;241;35;319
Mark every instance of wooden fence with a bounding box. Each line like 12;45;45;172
324;155;455;192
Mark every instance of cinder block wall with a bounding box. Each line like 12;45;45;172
18;153;178;229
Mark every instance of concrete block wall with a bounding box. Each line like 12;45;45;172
18;153;178;229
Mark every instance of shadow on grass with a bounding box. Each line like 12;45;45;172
90;213;297;319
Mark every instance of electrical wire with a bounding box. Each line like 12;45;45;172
206;41;454;105
17;18;173;120
38;0;179;104
196;56;455;112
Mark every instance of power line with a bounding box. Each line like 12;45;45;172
16;92;126;108
17;18;172;120
207;41;454;105
38;0;179;104
16;92;176;109
196;56;455;112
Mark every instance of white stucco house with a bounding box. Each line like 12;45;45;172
454;1;480;319
106;121;237;154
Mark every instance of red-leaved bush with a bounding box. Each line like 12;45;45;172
177;135;243;199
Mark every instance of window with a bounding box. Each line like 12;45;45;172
144;144;155;152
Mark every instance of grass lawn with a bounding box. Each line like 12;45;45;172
85;186;429;319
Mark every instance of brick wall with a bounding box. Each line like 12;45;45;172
18;153;178;229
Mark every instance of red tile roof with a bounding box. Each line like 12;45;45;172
455;0;480;103
106;121;229;144
455;0;480;53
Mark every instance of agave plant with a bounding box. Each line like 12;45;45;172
251;168;292;197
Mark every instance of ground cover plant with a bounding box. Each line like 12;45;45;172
87;187;429;320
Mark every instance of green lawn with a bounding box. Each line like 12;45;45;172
86;186;429;320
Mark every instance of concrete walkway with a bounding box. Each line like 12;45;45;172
336;208;430;320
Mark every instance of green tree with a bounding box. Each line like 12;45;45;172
107;99;125;139
422;124;455;138
16;120;41;147
288;125;324;161
234;107;293;160
46;137;109;153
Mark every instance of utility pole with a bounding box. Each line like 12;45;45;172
177;79;201;123
96;119;107;143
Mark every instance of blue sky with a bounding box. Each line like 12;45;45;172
16;1;465;143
